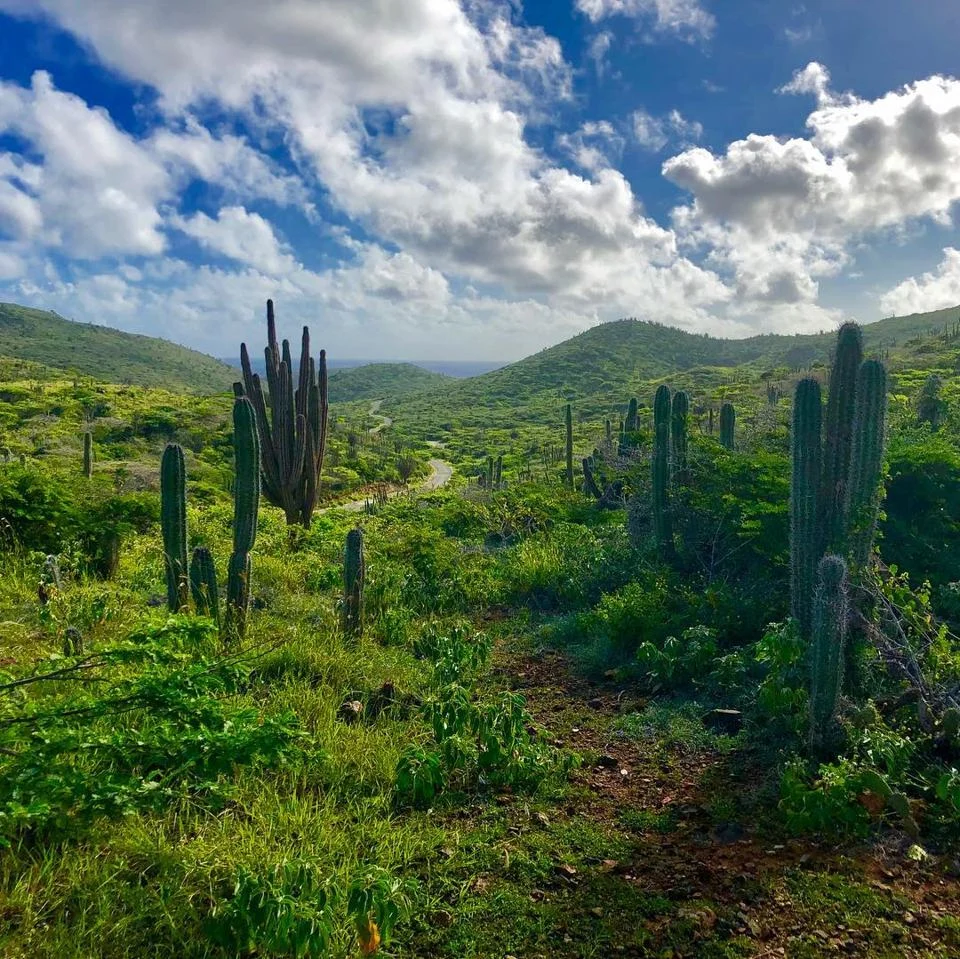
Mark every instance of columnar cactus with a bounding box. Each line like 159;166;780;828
652;385;672;557
671;391;689;480
83;431;93;479
809;555;849;755
565;403;574;488
822;322;863;552
582;456;601;499
224;395;261;644
790;378;823;637
343;527;365;639
719;402;735;450
605;418;613;444
239;299;328;528
495;455;503;489
708;407;714;435
160;443;189;612
625;398;639;432
842;360;888;569
190;546;220;624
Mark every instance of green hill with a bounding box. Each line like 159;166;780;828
327;362;453;403
0;303;237;393
390;304;960;434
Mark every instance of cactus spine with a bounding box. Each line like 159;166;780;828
822;322;863;553
160;443;189;612
190;547;220;624
671;391;689;481
565;403;574;488
652;385;672;557
719;402;735;449
343;528;365;639
240;299;328;528
83;431;93;478
224;395;261;644
790;378;823;638
809;555;849;755
625;398;639;432
842;360;888;569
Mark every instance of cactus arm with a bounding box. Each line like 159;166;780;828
160;443;189;612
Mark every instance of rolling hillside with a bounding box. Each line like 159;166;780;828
388;304;960;432
0;303;237;393
327;362;453;403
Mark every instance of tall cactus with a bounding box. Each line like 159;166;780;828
652;385;672;557
565;403;574;488
582;456;601;499
719;402;735;450
605;418;613;445
822;322;863;552
671;391;689;480
82;431;93;479
160;443;189;612
790;378;823;637
342;527;365;639
809;555;849;755
240;299;328;528
224;395;261;644
625;398;639;432
842;360;887;569
190;547;220;624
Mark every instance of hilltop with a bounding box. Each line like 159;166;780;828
326;362;453;403
0;303;237;393
389;304;960;432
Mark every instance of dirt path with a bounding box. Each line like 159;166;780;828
318;457;453;515
479;641;960;958
368;399;392;434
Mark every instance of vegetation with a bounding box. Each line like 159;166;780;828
1;302;960;956
0;302;236;392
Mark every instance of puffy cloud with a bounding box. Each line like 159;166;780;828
574;0;715;39
0;71;170;258
879;247;960;316
170;206;296;275
632;108;703;152
665;62;960;309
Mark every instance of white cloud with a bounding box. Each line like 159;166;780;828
586;31;614;77
665;63;960;309
574;0;715;40
171;206;296;275
879;247;960;316
632;108;703;152
0;71;170;258
556;120;623;172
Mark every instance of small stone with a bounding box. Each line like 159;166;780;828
555;863;578;879
534;811;550;826
338;700;363;724
590;906;603;917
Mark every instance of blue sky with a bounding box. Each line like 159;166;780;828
2;1;960;361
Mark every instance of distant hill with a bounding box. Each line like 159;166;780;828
228;356;503;379
327;362;453;403
0;303;237;393
391;304;960;429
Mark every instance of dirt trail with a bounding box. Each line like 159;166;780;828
488;642;960;958
367;399;393;434
318;458;452;515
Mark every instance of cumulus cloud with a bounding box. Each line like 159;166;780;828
879;247;960;316
171;206;296;275
665;62;960;310
574;0;715;40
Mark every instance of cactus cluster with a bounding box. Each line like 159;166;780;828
624;398;639;432
240;299;328;528
671;391;689;480
582;456;601;499
160;395;261;643
565;403;574;489
789;323;889;755
342;528;365;639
